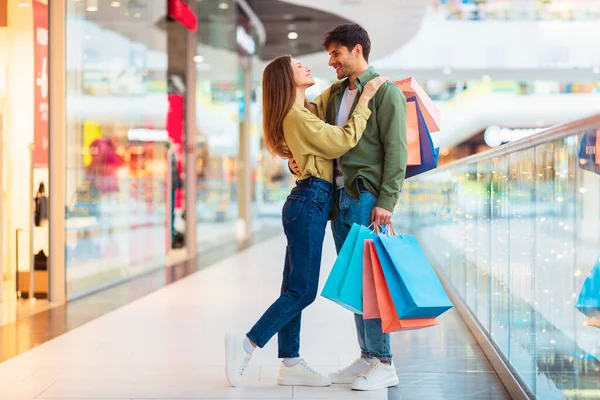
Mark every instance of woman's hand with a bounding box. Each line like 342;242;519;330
288;158;300;176
358;76;388;107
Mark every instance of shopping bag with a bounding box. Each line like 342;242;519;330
373;233;453;319
578;128;600;175
576;256;600;319
321;224;371;314
405;97;440;179
338;225;373;314
395;77;441;133
406;101;421;166
362;240;380;319
321;224;360;309
366;239;439;333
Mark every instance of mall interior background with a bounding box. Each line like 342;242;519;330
0;1;599;398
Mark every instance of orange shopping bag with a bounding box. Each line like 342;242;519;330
363;241;380;319
406;101;421;166
366;239;439;333
396;77;441;133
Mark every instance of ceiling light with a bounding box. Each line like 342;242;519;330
288;32;298;40
110;1;121;7
218;2;229;9
18;0;28;6
86;0;98;12
193;55;204;63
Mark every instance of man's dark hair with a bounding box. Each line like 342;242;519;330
323;24;371;62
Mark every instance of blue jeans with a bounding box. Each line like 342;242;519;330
332;183;392;363
247;177;333;358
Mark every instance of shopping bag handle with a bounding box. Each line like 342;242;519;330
373;223;395;235
376;223;398;236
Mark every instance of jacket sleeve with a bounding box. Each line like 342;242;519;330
309;85;333;120
286;105;372;160
375;83;408;212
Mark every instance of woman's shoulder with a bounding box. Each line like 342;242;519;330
284;104;312;125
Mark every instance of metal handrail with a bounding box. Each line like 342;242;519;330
422;113;600;176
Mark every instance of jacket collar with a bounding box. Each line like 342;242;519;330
337;66;377;93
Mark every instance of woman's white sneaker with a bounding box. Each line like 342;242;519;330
225;332;253;387
351;358;399;391
329;357;372;384
278;359;332;387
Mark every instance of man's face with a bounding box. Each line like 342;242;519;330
327;43;358;80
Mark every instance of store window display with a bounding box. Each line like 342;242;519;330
65;1;170;297
194;1;243;249
1;0;50;302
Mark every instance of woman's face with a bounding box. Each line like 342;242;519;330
291;58;315;88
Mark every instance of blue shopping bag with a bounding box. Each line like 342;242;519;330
321;224;372;314
578;129;600;176
373;233;453;319
405;96;440;179
576;257;600;319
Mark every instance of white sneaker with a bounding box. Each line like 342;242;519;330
278;359;332;387
225;332;253;387
329;357;371;384
351;358;399;391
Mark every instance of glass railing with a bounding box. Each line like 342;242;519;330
393;115;600;399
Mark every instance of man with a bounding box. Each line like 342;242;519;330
289;24;408;391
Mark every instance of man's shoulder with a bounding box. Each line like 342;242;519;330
375;81;405;106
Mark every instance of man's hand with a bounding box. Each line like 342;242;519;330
371;207;393;226
288;158;300;176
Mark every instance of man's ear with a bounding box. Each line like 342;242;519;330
354;44;363;59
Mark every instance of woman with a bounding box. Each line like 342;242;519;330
225;55;386;388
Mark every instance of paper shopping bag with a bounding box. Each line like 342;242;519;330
367;239;439;333
406;101;421;166
338;225;373;314
373;233;453;319
321;224;361;310
322;224;371;314
405;97;439;179
396;77;441;133
363;240;380;319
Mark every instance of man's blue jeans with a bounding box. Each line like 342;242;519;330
332;183;392;363
247;178;333;358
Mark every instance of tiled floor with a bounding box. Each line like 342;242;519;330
0;232;510;400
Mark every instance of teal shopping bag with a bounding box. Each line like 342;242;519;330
321;224;371;314
374;233;453;319
576;257;600;319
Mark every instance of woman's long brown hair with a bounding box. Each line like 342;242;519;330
262;55;295;159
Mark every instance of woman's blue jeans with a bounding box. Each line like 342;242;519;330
247;177;333;358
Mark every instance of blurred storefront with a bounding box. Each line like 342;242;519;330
0;0;51;302
1;0;269;304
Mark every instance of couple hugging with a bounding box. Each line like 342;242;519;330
226;23;408;392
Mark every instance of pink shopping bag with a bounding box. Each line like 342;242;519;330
406;101;421;166
396;77;441;133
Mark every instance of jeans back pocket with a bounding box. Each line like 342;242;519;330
282;194;306;224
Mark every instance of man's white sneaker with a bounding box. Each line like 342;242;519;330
351;358;399;391
278;359;332;387
225;332;253;387
329;357;371;384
